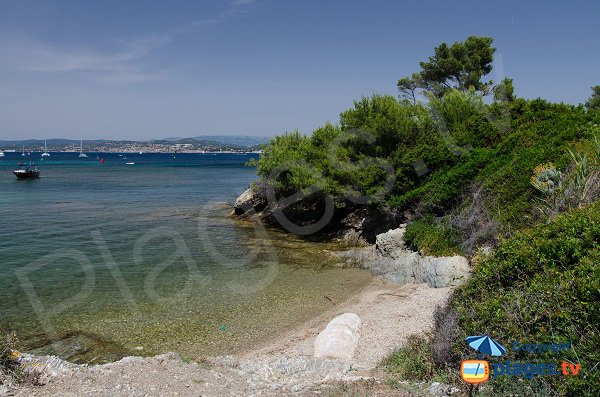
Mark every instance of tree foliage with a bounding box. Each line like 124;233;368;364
493;77;515;102
397;36;496;100
253;37;598;231
585;85;600;110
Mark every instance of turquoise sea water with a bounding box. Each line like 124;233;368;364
0;152;371;363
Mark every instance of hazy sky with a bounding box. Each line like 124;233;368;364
0;0;598;140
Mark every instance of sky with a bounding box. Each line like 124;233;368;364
0;0;598;140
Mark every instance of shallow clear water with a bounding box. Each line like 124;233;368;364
0;152;371;363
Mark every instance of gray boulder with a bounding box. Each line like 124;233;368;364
314;313;361;361
370;251;421;284
429;381;459;396
419;256;471;288
233;188;267;216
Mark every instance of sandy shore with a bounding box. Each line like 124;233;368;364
7;277;451;397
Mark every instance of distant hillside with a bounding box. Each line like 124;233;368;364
0;139;128;147
191;135;271;147
0;136;270;149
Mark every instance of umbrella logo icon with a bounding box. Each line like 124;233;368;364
466;335;506;357
460;335;504;385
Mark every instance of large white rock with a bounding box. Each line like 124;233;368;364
314;313;361;361
375;227;408;258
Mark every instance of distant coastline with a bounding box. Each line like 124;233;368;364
0;136;270;154
1;149;264;154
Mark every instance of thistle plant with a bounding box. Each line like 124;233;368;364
531;132;600;219
530;162;562;195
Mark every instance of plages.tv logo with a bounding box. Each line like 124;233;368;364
460;360;490;384
460;335;505;384
460;335;581;384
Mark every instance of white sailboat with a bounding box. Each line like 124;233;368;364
41;140;50;157
22;145;26;156
78;139;88;158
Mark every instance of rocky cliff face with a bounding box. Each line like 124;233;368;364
232;186;398;245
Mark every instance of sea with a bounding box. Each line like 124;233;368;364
0;152;371;363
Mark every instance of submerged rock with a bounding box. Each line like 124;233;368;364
314;313;361;361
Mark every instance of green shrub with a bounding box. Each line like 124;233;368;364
478;102;598;229
389;148;496;213
403;216;463;256
384;334;437;381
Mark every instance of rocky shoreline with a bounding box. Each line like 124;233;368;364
334;226;470;288
232;186;400;246
234;186;470;288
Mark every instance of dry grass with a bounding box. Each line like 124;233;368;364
450;185;501;256
0;331;44;388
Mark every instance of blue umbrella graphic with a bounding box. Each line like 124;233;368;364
466;335;506;356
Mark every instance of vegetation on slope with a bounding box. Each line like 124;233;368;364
249;36;599;395
387;203;599;396
452;202;599;396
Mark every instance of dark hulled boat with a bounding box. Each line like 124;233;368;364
13;164;40;179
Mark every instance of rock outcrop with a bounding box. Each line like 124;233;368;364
336;226;471;288
337;206;398;245
417;255;471;288
314;313;362;361
374;225;408;257
233;187;399;246
232;187;267;216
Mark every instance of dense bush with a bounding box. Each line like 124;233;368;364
384;334;437;382
254;91;598;234
451;202;599;396
476;101;598;229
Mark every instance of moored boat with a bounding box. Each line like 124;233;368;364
41;140;50;157
78;139;88;158
13;163;40;179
